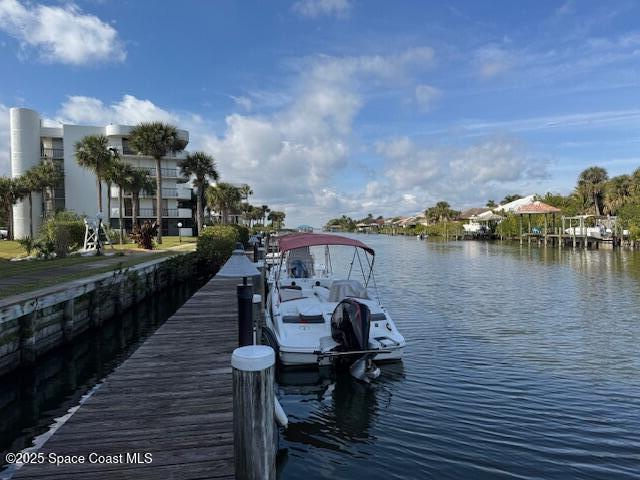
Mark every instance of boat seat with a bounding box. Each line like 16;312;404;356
328;280;369;302
313;285;330;302
280;288;304;302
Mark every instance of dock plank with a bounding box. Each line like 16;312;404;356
12;276;239;480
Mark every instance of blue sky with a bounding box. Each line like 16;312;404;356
1;0;639;226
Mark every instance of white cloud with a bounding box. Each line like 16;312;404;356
448;137;547;183
0;104;9;175
0;0;126;65
556;0;575;16
230;95;253;111
474;45;513;78
414;84;441;112
377;137;440;189
57;95;176;125
200;47;437;222
353;135;550;218
378;135;547;189
292;0;352;19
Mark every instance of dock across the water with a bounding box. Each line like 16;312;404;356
9;276;239;480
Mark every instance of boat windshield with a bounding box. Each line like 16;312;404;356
276;243;375;289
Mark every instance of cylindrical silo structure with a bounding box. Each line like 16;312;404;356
11;108;43;239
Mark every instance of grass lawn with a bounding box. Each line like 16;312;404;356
1;236;196;259
0;241;27;260
0;250;176;299
111;235;197;251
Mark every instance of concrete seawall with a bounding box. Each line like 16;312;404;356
0;252;199;376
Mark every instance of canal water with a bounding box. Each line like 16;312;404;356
278;236;640;479
0;280;204;475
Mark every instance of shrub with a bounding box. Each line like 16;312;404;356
17;236;36;256
197;225;239;272
130;221;158;250
35;238;56;259
39;211;85;258
227;223;250;247
106;227;121;244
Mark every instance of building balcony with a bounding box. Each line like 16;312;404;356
133;166;178;178
109;145;187;160
117;186;189;199
178;208;192;218
41;148;64;159
177;187;192;199
140;188;179;198
111;207;187;218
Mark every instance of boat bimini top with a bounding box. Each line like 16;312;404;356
274;233;377;290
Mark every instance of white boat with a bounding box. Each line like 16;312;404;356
564;226;607;239
264;233;405;381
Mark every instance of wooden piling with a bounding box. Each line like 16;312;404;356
232;345;276;480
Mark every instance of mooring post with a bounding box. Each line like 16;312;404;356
62;299;75;342
217;244;262;347
253;294;262;344
232;345;276;480
237;283;254;347
20;310;37;365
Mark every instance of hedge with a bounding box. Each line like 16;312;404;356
197;224;240;272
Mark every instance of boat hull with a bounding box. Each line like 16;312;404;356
279;346;404;366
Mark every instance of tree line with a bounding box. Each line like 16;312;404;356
324;166;640;235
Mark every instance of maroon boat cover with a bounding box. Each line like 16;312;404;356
277;233;375;256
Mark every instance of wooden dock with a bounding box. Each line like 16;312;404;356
11;276;238;480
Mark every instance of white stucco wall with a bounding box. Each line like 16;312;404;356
62;125;108;219
10;108;43;238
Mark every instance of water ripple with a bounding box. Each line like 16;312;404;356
278;237;640;480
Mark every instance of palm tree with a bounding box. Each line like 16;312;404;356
630;167;640;196
576;166;608;216
486;199;497;208
21;168;41;239
178;152;218;235
0;176;27;240
75;135;117;214
267;210;286;230
107;160;135;244
206;183;242;224
239;184;253;202
128;122;187;243
604;175;632;215
21;161;63;238
426;201;454;223
501;194;523;205
261;205;270;226
251;205;263;226
240;203;252;227
126;169;156;228
36;160;63;212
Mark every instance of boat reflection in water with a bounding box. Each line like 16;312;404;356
276;362;405;477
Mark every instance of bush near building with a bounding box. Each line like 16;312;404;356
197;225;239;273
227;224;250;247
38;211;85;258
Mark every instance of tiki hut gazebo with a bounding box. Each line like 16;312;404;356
515;201;561;245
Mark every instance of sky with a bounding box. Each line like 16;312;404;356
0;0;639;227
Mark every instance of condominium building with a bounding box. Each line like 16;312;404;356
9;107;195;238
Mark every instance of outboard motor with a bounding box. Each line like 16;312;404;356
330;299;381;383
